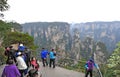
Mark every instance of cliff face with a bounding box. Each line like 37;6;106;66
22;22;71;50
73;21;120;53
22;21;120;63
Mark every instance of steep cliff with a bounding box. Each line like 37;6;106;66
73;21;120;53
22;22;71;51
22;21;120;64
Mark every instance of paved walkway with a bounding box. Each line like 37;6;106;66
0;62;85;77
40;66;84;77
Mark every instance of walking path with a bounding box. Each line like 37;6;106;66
0;62;85;77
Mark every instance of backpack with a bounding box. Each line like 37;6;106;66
87;61;94;70
28;69;38;77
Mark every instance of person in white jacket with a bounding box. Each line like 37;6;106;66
16;52;27;77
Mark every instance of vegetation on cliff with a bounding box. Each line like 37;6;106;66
0;20;37;64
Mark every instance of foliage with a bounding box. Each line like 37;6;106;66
0;20;11;37
0;0;10;17
0;47;7;64
8;22;23;32
71;60;86;72
0;0;9;11
0;20;38;64
0;20;13;64
0;20;22;37
100;64;116;77
97;42;120;77
58;58;86;73
2;32;37;50
106;42;120;77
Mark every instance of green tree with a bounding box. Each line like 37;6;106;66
0;20;22;38
0;0;10;17
2;32;37;50
8;22;23;32
107;42;120;77
0;20;11;38
0;0;9;11
0;21;37;63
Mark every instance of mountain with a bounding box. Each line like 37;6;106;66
72;21;120;53
22;22;70;50
22;21;120;64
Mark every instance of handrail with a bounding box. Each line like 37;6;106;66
57;56;103;77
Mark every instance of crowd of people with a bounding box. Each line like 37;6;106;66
1;43;57;77
1;43;99;77
40;48;99;77
2;43;39;77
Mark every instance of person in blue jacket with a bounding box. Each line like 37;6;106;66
85;58;99;77
49;49;56;68
18;44;25;52
40;48;48;67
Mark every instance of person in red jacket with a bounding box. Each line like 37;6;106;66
30;57;39;70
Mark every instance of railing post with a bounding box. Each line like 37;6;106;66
97;65;103;77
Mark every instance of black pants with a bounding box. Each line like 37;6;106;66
49;59;55;68
85;69;93;77
42;58;48;67
19;69;25;77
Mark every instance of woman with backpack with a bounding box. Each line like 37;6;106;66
49;49;56;68
85;58;99;77
16;52;27;77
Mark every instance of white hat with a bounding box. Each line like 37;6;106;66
20;44;23;46
17;52;22;55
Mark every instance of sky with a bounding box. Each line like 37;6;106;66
2;0;120;24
